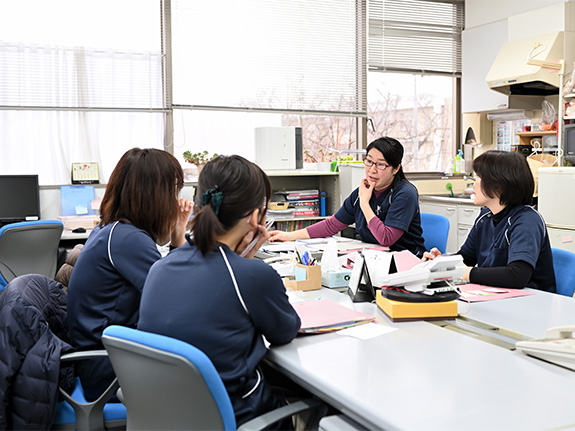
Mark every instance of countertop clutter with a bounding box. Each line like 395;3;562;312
419;194;475;204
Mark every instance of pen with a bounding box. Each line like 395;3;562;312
295;249;302;264
240;218;275;257
302;251;310;266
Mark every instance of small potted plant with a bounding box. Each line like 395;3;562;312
303;148;335;171
183;150;218;175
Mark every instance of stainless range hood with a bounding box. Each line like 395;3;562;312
486;31;564;96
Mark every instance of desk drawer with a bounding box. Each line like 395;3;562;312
458;206;481;225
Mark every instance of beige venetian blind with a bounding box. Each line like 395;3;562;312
368;0;464;76
171;0;366;115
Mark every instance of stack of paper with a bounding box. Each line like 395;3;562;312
292;298;375;334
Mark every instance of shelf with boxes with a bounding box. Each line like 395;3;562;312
265;170;340;231
515;130;559;156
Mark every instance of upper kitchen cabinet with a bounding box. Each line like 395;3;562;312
462;20;510;113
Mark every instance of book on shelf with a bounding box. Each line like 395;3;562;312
280;189;320;200
288;199;319;207
275;219;321;231
292;209;319;217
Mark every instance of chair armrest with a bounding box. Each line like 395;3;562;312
58;349;121;419
237;398;327;431
60;349;109;361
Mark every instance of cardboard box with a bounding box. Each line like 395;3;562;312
284;264;321;291
376;290;458;322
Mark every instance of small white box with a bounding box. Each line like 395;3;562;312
321;269;353;288
255;127;303;170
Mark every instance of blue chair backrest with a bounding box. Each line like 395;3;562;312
420;213;450;254
102;325;237;431
551;248;575;297
0;220;64;289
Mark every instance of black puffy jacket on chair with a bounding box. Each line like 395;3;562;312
0;274;74;430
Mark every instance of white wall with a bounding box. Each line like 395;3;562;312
465;0;569;29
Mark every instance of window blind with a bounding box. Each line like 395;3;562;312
0;0;164;110
368;0;464;76
0;44;164;109
171;0;365;116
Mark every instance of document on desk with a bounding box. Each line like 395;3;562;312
458;284;536;302
293;298;375;334
261;242;298;252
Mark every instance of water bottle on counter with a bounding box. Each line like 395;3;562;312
454;149;464;174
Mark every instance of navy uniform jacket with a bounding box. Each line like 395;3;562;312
138;241;300;426
460;205;556;292
67;222;161;400
335;179;425;257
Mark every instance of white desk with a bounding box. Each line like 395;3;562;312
268;289;575;430
61;230;91;241
460;288;575;339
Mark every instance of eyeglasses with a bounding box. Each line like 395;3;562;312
363;158;390;171
463;175;477;182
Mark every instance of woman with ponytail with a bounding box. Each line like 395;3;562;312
138;155;301;428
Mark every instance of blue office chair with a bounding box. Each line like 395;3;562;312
0;220;64;290
102;325;327;431
551;248;575;297
420;213;450;254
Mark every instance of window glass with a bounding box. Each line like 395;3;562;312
367;72;455;172
174;109;356;180
0;0;163;184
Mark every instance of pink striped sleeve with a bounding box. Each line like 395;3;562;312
305;216;348;238
367;217;404;246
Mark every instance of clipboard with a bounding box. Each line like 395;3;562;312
71;162;100;184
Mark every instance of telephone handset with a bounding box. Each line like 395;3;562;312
544;325;575;340
515;325;575;370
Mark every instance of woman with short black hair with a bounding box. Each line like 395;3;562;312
425;150;556;292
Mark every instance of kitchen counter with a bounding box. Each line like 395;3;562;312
419;194;477;205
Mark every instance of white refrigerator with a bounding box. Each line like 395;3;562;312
538;167;575;252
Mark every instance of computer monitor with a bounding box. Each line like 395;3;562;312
0;175;40;226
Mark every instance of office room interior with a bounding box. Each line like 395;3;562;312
3;1;575;431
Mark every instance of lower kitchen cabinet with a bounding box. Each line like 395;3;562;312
419;197;481;253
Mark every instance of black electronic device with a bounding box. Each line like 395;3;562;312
0;175;40;226
564;123;575;165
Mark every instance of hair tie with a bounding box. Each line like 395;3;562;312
202;186;223;216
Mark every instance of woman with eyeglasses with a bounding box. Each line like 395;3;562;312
138;155;301;428
423;150;556;292
269;137;426;257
